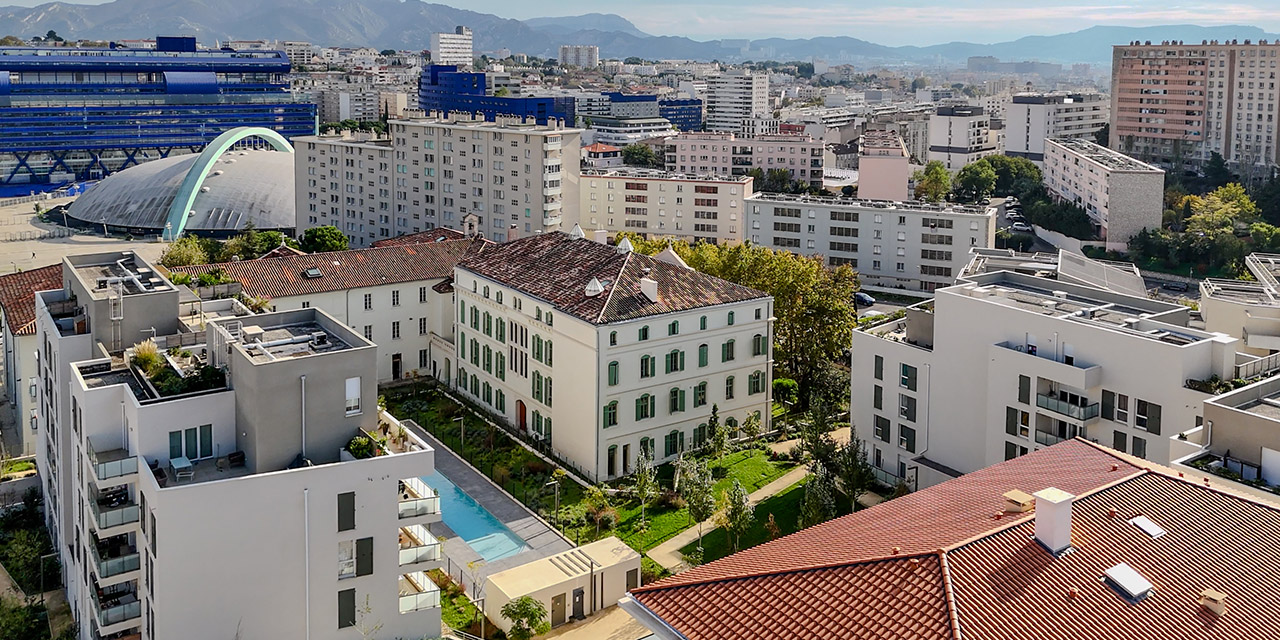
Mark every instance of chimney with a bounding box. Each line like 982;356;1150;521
640;277;659;303
1033;487;1074;555
1002;489;1034;513
1199;589;1228;616
593;229;609;244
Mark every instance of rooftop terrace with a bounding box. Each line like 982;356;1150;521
69;252;171;298
1048;137;1163;173
753;192;994;216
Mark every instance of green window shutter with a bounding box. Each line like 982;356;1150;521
337;492;355;532
636;398;644;421
679;390;686;412
679;351;685;371
649;394;656;417
338;589;356;629
355;537;373;576
699;345;708;367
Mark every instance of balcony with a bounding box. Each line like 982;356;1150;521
398;477;440;520
543;200;563;212
399;570;441;613
399;524;442;566
1035;430;1067;446
87;439;137;486
91;534;140;584
991;342;1102;390
1036;393;1100;422
92;581;141;630
870;465;901;488
543;215;563;227
90;487;139;534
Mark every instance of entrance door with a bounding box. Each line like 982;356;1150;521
516;400;527;431
551;593;566;627
626;568;639;590
572;587;585;620
391;354;402;380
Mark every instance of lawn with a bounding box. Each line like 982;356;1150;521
427;569;502;639
1;459;35;476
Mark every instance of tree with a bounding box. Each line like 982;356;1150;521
954;159;996;203
983;155;1041;197
912;160;951;203
0;596;45;640
910;77;929;91
1093;123;1110;147
708;404;726;460
798;462;837;528
159;235;209;268
740;411;762;441
833;432;874;513
494;87;510;97
1204;152;1233;190
501;595;550;640
0;36;25;46
1258;172;1280;226
716;479;754;553
678;458;715;552
621;143;658;167
798;403;838;471
45;30;63;42
633;450;656;530
379;49;396;56
300;226;349;253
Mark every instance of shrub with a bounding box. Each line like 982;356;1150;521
655;490;686;510
347;436;375;459
772;378;799;404
131;339;161;374
493;465;512;486
169;272;193;286
523;459;549;475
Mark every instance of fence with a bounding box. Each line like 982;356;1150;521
0;228;72;242
1237;352;1280;380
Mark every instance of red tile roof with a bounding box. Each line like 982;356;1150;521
0;264;62;336
371;228;466;248
583;143;621;153
630;440;1280;639
173;239;481;300
458;232;768;325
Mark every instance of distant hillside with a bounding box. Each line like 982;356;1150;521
523;13;649;39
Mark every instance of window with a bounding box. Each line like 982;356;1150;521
610;331;618;346
874;355;884;380
665;349;685;373
533;372;544;402
899;425;917;453
640;437;653;459
363;293;372;310
669;320;679;335
603;402;618;427
694;382;708;407
338;589;356;629
698;344;709;367
355;537;373;576
873;385;883;410
391;321;401;340
1135;400;1161;434
728;311;735;325
752;334;767;356
1004;441;1027;461
420;286;428;303
1117;394;1129;423
1018;375;1030;405
345;377;361;415
700;316;708;330
483;312;492;336
608;446;617;476
392;290;400;306
636;394;656;420
748;371;766;394
899;394;917;422
874;415;890;442
338;540;355;578
665;430;684;457
337;492;356;532
1112;430;1127;453
1132;435;1147;459
608;361;619;386
639;326;650;341
722;339;736;362
363;325;373;341
640;355;656;378
900;364;917;391
670;387;686;413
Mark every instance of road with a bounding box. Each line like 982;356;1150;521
993;197;1055;253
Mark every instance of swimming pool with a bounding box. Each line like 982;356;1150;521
421;470;529;562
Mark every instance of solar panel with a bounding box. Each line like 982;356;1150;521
1104;563;1154;602
1129;515;1166;539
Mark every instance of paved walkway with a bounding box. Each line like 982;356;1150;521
540;605;652;640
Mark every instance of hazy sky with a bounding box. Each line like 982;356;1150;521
4;0;1279;45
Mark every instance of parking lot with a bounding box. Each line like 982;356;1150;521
0;197;164;274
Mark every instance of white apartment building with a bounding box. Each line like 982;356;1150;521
282;41;316;66
857;130;910;201
295;113;581;246
866;104;935;163
1042;137;1163;250
452;231;773;481
317;86;381;122
927;105;999;172
558;45;600;68
662;131;824;189
851;268;1252;491
173;236;476;383
705;71;769;133
1200;253;1280;357
430;26;473;68
0;264;62;455
34;251;444;640
574;169;754;244
1005;92;1110;164
584;116;676;147
747;195;996;291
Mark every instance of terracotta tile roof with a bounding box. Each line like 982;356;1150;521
173;239;481;300
255;244;307;260
0;264;62;336
371;228;466;248
458;232;768;325
583;143;621;153
629;440;1280;639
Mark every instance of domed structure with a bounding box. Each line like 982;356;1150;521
65;127;296;239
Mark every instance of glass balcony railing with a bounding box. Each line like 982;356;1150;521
93;585;141;628
90;500;140;531
1035;430;1067;447
398;571;441;613
87;441;137;483
871;466;901;488
398;477;440;520
399;524;441;566
1036;394;1100;421
91;543;140;579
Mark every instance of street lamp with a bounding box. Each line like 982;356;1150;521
544;479;561;531
39;551;57;604
454;416;465;453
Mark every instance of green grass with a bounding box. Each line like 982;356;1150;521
1;459;34;475
428;569;502;639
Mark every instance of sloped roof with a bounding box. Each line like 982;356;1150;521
630;440;1280;640
457;232;768;325
370;228;466;248
174;239;482;299
0;264;62;336
583;143;621;153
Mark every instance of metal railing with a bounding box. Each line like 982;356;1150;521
93;588;141;627
1036;394;1100;421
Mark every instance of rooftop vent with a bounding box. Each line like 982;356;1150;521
639;277;659;303
1103;563;1155;603
585;277;605;297
1003;489;1035;513
1052;290;1068;299
616;237;635;254
1033;487;1074;555
568;223;586;240
1199;588;1228;616
1129;515;1166;539
302;267;323;279
242;326;266;344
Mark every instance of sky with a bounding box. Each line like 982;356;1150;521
2;0;1278;45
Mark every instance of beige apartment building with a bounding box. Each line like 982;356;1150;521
856;130;910;201
1111;39;1280;177
574;168;754;244
662;131;824;189
294;113;581;246
1042;138;1164;250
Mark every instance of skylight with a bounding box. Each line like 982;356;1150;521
1103;563;1154;603
1129;515;1166;539
302;267;323;279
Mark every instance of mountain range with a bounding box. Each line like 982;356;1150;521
0;0;1277;66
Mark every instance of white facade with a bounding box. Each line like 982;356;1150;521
575;169;754;244
558;45;600;69
851;270;1242;490
317;86;381;122
430;26;473;68
1042;137;1164;250
747;195;996;291
1200;253;1280;357
662;131;824;189
295;113;581;246
927;105;998;172
1005;92;1109;164
706;71;769;133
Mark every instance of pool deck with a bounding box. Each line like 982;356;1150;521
410;425;574;585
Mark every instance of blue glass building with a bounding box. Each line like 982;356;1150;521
418;65;575;126
659;98;704;132
0;36;316;188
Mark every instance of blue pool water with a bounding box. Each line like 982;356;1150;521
422;470;529;562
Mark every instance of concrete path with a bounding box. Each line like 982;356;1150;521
540;605;652;640
768;426;851;455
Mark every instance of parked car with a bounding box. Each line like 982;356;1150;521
1006;212;1025;222
854;292;876;307
861;310;886;318
1011;221;1034;233
1161;280;1190;292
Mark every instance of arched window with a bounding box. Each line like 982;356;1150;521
725;376;735;400
728;310;735;326
669;387;685;413
752;333;766;356
694;381;708;407
698;344;709;367
668;320;679;335
610;331;618;346
483;285;490;298
699;315;708;330
636;394;656;420
608;361;619;386
726;417;739;437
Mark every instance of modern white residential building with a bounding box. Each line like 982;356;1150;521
849;268;1265;491
34;251;444;640
574;169;754;244
747;195;997;291
558;45;599;69
452;231;773;481
1042;137;1163;250
316;86;381;122
430;26;473;68
1200;253;1280;357
705;71;769;133
661;131;824;189
857;130;910;201
583;116;676;147
927;105;999;172
294;113;581;246
173;235;478;384
1005;92;1110;164
0;264;62;455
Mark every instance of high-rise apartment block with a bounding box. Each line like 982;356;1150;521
1110;39;1279;176
1005;92;1110;163
857;130;910;201
558;45;599;68
662;132;824;189
928;105;999;172
705;71;769;133
35;251;444;640
294;113;581;246
430;26;473;68
1042;138;1164;250
575;169;754;244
